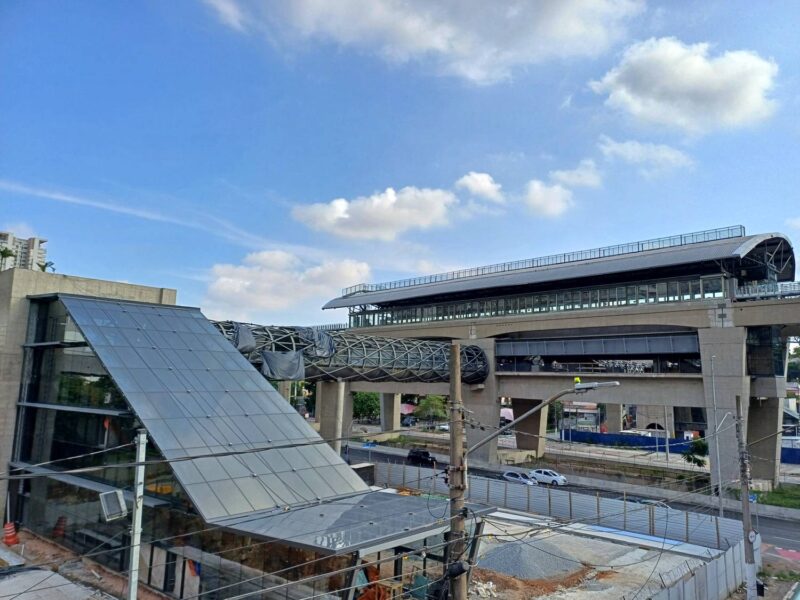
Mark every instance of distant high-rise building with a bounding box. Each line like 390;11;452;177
0;231;48;271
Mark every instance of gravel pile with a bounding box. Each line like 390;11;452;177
477;538;583;580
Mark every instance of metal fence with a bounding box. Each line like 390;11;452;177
781;447;800;464
375;463;752;599
374;463;743;551
650;540;748;600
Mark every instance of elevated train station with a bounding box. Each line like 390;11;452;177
322;226;800;489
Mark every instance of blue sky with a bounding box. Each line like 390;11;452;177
1;1;799;324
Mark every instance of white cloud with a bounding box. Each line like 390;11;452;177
204;250;370;323
202;0;247;31
524;180;573;217
455;171;504;203
786;218;800;230
208;0;643;84
292;186;457;241
591;37;778;133
598;135;693;176
0;221;37;238
0;178;314;253
549;159;602;188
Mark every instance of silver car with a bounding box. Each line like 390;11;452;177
528;469;567;486
502;471;538;486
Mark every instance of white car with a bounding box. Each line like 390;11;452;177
502;471;538;486
528;469;567;486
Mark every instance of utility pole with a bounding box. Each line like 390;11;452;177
663;405;670;463
710;355;724;518
448;343;468;600
127;429;147;600
735;395;757;600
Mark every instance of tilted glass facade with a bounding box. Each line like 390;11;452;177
11;296;462;599
349;275;726;328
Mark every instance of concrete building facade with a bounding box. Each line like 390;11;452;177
322;226;799;489
0;231;48;271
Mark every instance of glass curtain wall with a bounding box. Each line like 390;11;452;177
11;298;359;599
350;275;727;328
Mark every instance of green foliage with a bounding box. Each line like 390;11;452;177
415;395;447;421
682;438;709;467
0;247;15;270
352;392;380;419
755;483;800;509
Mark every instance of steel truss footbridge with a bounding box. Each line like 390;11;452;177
212;321;488;384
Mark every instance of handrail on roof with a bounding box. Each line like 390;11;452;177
341;225;746;297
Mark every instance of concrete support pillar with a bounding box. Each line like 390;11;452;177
510;398;547;457
699;327;752;492
634;405;674;434
316;381;352;451
380;393;401;432
747;397;782;487
604;403;624;433
276;381;292;403
461;338;499;465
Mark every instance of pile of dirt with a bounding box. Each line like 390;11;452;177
471;565;593;600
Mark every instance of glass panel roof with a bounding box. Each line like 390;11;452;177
213;490;477;554
60;296;369;522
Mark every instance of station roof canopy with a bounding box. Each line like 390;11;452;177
324;227;794;309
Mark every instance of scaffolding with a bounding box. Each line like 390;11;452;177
212;321;489;384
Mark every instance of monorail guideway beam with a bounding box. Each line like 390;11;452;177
212;321;489;384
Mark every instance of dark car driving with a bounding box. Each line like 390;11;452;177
406;448;436;467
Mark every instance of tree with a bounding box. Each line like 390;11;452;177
0;247;15;270
37;261;55;272
414;395;447;421
682;438;709;467
352;392;380;420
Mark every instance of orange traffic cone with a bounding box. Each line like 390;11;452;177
52;516;66;538
3;522;19;546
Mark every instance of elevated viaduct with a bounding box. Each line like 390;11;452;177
320;226;799;489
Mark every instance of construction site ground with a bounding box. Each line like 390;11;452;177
1;530;168;600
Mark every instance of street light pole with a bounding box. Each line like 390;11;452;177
710;355;724;518
126;429;147;600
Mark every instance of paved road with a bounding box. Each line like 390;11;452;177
348;445;800;552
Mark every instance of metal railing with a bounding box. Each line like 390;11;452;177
735;281;800;299
308;323;348;331
341;225;745;296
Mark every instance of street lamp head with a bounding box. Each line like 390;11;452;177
574;381;620;391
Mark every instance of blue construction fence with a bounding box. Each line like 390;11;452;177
560;430;800;464
782;447;800;464
559;429;691;452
